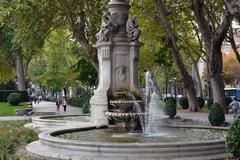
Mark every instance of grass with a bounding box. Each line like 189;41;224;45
0;102;27;116
0;120;38;160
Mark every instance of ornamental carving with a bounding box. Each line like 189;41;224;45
126;16;141;41
116;65;126;81
96;11;118;42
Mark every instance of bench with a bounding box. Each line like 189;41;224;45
15;108;33;116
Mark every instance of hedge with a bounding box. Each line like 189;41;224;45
0;90;29;102
68;95;91;108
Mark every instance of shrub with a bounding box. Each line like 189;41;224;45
44;97;55;102
164;98;176;119
226;116;240;158
197;97;205;108
0;120;37;159
178;97;189;109
207;97;213;109
68;95;91;108
82;98;90;114
226;96;233;106
208;103;225;126
164;97;176;104
7;93;22;106
68;97;82;107
0;90;28;102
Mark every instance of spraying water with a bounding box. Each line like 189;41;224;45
129;71;163;135
142;71;162;135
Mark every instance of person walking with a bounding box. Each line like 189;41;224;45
230;97;240;120
62;97;67;112
56;98;61;114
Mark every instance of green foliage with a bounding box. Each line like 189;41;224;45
207;97;213;109
164;98;177;119
197;97;205;108
37;29;77;91
226;96;233;106
0;102;27;116
0;81;17;90
82;98;90;114
73;58;98;87
0;120;37;159
0;56;14;82
178;97;189;109
7;93;22;106
165;97;176;104
44;97;56;102
68;95;91;113
0;90;28;102
226;116;240;158
68;95;89;108
208;103;225;126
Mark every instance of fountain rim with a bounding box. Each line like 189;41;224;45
32;114;90;124
38;124;228;147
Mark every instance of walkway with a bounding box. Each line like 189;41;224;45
177;110;234;123
32;101;83;115
0;101;83;121
0;101;236;123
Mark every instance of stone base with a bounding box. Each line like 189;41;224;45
90;97;109;126
26;125;230;160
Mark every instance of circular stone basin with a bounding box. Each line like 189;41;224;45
27;125;229;160
56;127;226;143
42;115;90;122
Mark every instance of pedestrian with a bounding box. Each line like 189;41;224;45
63;97;67;112
56;98;61;114
230;97;240;120
34;96;37;104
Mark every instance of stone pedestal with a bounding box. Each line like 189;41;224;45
90;0;142;125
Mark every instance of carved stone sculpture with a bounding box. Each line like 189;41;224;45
116;65;126;81
126;16;141;41
96;11;118;42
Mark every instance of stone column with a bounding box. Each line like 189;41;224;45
129;41;143;95
90;42;112;126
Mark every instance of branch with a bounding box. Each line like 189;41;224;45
214;11;233;47
228;24;240;63
189;0;213;44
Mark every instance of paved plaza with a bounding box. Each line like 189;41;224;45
0;101;235;124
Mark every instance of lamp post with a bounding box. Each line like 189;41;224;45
173;77;177;99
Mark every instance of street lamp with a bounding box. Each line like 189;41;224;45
173;77;177;99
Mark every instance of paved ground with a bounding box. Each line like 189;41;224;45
32;101;83;115
177;110;234;123
0;101;82;121
0;101;236;123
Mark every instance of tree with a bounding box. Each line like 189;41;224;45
0;55;14;82
37;29;77;92
225;0;240;23
189;0;233;107
0;23;26;90
223;52;240;85
152;0;199;111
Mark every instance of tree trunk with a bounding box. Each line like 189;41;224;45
16;53;26;91
189;55;203;97
209;45;227;108
153;0;199;111
193;61;203;97
189;0;232;108
228;25;240;63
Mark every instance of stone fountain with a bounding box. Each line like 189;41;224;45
26;1;229;159
90;0;143;126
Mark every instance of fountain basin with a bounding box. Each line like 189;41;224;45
25;115;91;132
27;125;229;160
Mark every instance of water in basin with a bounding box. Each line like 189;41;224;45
56;127;226;143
